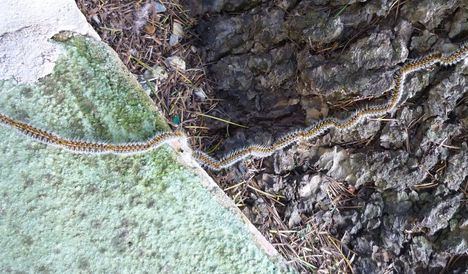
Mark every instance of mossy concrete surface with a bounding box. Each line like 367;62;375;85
0;35;289;273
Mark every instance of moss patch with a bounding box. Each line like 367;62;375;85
0;35;288;273
0;35;168;142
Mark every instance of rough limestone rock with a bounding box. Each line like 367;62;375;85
188;0;467;272
0;1;290;273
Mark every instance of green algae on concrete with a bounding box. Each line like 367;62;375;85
0;34;288;273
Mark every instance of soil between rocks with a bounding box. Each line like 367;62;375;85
181;0;468;273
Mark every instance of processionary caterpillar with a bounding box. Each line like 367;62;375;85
1;42;467;171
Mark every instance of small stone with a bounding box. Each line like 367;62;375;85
91;15;100;25
172;21;184;37
194;88;208;100
143;65;168;81
169;21;184;46
298;174;321;198
154;1;166;13
166;56;186;71
169;34;180;46
288;209;302;227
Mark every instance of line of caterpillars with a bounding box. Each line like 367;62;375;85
0;42;467;171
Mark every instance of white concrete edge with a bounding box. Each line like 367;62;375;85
170;139;283;261
0;0;100;83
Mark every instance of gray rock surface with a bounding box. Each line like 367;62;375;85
189;0;468;272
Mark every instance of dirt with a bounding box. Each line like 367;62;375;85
181;0;468;273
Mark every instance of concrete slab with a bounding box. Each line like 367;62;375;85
0;0;291;272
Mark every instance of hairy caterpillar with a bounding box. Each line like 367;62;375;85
1;42;467;171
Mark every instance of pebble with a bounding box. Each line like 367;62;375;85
166;56;186;71
154;1;166;13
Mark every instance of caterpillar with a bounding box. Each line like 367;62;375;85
0;42;467;171
0;112;187;155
